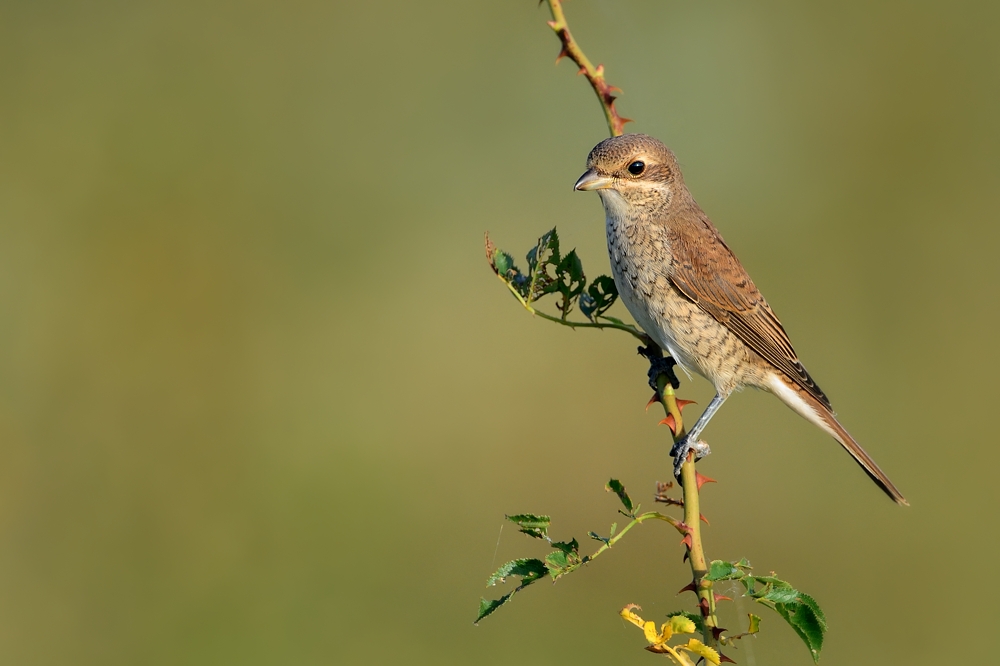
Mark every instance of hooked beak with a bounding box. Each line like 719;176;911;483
573;169;614;191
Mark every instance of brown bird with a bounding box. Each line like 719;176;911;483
574;133;906;505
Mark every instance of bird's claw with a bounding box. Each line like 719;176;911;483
643;353;680;392
670;436;711;478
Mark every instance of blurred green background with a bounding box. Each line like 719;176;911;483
1;1;997;664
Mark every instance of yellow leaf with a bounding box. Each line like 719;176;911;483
668;614;697;635
671;650;697;666
619;604;646;630
681;639;721;666
643;621;662;644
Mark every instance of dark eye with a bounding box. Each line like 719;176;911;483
627;161;645;175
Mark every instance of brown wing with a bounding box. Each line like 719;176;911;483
665;215;832;410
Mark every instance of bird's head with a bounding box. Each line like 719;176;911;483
574;134;683;213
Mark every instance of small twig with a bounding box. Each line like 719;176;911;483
493;268;652;343
544;0;631;137
583;511;687;564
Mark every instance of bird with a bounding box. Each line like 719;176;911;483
574;133;906;505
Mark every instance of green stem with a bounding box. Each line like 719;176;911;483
584;511;686;564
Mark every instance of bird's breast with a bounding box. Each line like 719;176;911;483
602;205;757;393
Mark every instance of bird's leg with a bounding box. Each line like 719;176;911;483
670;392;729;478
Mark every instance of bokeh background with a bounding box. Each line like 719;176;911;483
1;1;998;664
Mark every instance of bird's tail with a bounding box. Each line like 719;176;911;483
768;375;908;505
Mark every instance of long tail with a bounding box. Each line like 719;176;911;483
767;375;908;505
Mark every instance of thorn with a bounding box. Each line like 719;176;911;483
608;85;623;94
676;399;697;411
677;581;697;595
620;116;634;126
715;595;733;602
681;534;693;550
645;393;660;411
658;415;677;434
720;651;737;664
695;472;717;491
683;550;689;563
712;626;727;640
700;513;710;525
577;67;587;76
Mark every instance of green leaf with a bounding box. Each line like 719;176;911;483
740;575;826;663
552;539;579;555
705;560;747;582
588;531;609;545
525;229;561;303
580;275;619;320
544;547;582;580
750;576;800;605
485;558;548;587
774;595;826;663
506;514;551;540
747;613;761;635
554;249;586;316
475;592;514;624
605;479;635;515
492;249;515;277
476;558;551;624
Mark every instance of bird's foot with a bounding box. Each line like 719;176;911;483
669;436;711;478
639;347;680;392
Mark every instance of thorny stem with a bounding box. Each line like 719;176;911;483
544;0;631;137
656;374;720;650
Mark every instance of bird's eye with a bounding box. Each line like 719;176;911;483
627;161;645;175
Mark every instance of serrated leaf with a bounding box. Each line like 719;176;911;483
475;557;550;624
525;229;561;303
580;275;619;320
668;614;697;635
705;560;746;582
666;611;705;635
485;558;548;587
747;613;761;634
506;513;550;540
552;538;579;555
475;592;514;623
492;249;515;277
544;547;582;580
682;639;721;665
742;575;826;663
605;479;635;515
669;651;697;666
751;576;800;605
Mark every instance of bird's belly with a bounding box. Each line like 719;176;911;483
608;238;757;393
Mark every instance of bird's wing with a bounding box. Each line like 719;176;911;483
665;216;832;410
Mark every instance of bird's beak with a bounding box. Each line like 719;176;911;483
574;169;614;191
